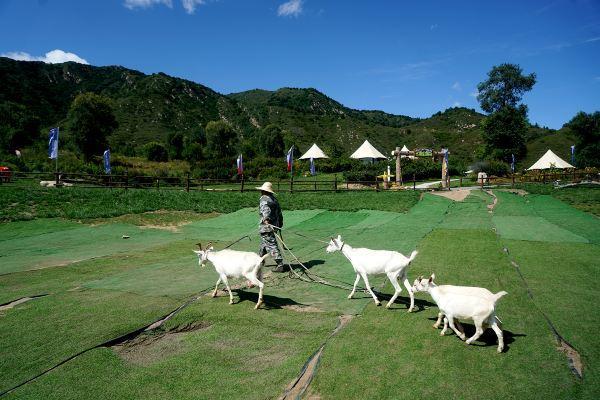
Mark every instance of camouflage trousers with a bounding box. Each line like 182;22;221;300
259;231;283;265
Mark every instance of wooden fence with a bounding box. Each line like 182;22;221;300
1;171;597;192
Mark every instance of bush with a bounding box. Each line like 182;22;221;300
143;142;169;162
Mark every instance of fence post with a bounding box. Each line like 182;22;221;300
413;174;416;191
480;176;484;189
125;170;128;191
240;175;244;193
290;176;294;193
54;171;59;187
375;179;380;192
512;174;515;188
186;173;190;192
314;176;317;191
543;173;546;184
334;174;337;192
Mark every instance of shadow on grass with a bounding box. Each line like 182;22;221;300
235;290;308;310
289;259;325;271
426;317;526;352
363;292;437;313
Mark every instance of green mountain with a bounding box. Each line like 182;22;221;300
0;57;575;166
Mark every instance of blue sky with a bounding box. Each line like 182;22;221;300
1;0;599;129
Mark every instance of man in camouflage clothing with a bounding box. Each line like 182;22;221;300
256;182;286;272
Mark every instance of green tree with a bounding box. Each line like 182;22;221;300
567;111;600;168
477;64;536;113
257;124;284;157
477;64;535;162
167;132;184;159
0;102;40;152
481;106;528;160
205;120;237;158
68;93;118;161
144;141;169;162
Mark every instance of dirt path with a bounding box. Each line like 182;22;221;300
430;189;472;202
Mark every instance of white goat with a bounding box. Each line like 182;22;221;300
412;274;507;352
193;242;269;310
326;235;417;311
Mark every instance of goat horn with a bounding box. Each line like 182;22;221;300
196;242;202;250
206;241;213;248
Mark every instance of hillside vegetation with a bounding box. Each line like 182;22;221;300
0;57;576;170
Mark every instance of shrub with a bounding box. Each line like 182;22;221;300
144;142;169;162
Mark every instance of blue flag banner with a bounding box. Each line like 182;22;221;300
236;154;244;175
310;157;316;176
571;145;575;165
103;149;111;174
48;128;59;159
286;146;294;172
511;154;515;173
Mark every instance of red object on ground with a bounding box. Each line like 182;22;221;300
0;166;12;182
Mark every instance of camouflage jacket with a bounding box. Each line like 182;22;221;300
259;194;283;233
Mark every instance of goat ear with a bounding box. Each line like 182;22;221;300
193;250;201;255
429;273;435;282
337;235;342;241
417;275;423;281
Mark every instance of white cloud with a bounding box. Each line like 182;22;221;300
453;101;461;107
451;81;461;91
124;0;173;10
278;0;303;17
585;36;600;43
1;49;88;64
430;24;438;30
182;0;205;14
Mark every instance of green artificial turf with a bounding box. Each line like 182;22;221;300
1;189;599;399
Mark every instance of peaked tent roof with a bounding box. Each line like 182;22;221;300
299;143;329;159
350;140;387;159
401;145;409;152
527;149;574;170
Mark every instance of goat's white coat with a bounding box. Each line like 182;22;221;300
193;247;268;309
326;235;417;310
413;275;507;352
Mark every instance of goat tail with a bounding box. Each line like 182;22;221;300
408;250;418;263
493;291;508;302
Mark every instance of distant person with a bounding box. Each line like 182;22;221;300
256;182;286;272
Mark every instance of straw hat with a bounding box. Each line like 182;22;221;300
255;181;276;194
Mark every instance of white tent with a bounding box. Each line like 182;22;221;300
350;140;386;160
299;143;329;159
527;149;574;170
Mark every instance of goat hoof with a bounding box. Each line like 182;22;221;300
440;332;446;336
375;302;381;307
433;324;440;329
254;303;262;310
347;295;353;299
497;347;504;353
407;307;414;313
229;301;234;305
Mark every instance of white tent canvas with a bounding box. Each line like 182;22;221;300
299;143;329;159
350;140;386;159
527;149;574;170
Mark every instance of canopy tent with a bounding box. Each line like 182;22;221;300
299;143;329;159
527;149;574;170
350;140;386;160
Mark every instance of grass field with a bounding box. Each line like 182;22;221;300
0;185;598;399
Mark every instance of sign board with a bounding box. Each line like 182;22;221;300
414;148;433;157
